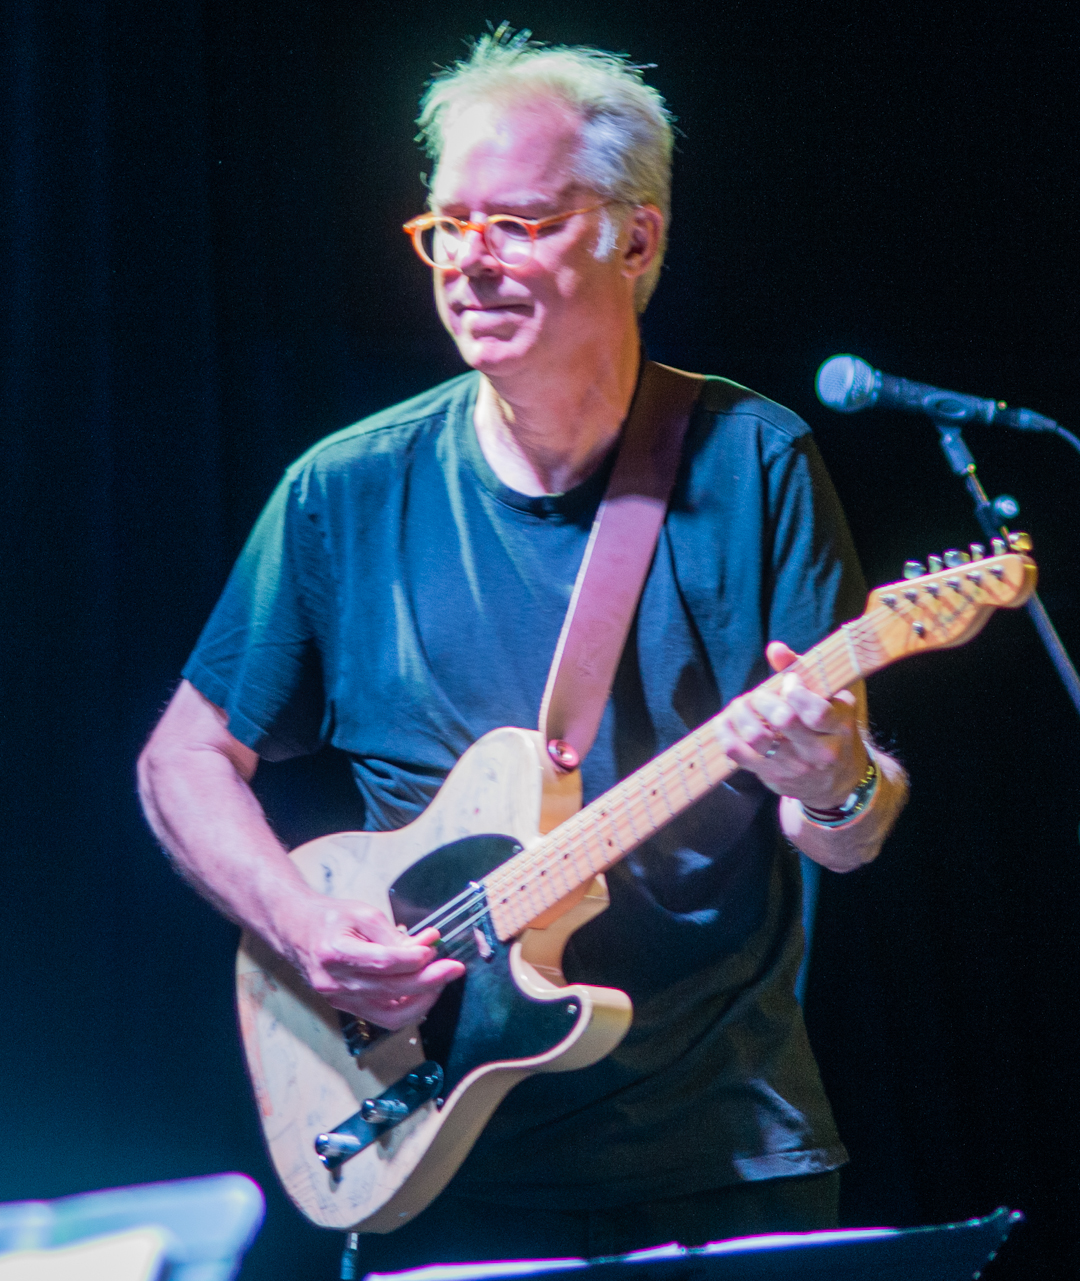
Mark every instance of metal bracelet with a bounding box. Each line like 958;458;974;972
801;757;879;828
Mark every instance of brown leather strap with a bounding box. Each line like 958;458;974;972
539;361;705;767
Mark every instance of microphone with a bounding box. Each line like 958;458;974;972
815;354;1058;432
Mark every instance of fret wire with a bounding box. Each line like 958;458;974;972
786;657;817;696
520;846;558;902
849;615;877;665
578;820;605;879
637;774;662;830
517;879;542;921
812;637;847;695
835;632;861;686
551;839;577;899
691;730;715;787
621;783;644;843
699;733;733;780
686;731;717;799
557;811;602;882
522;835;568;884
815;622;883;689
816;641;842;695
819;645;845;696
630;773;655;835
672;740;695;805
655;761;677;819
599;803;627;856
490;859;536;910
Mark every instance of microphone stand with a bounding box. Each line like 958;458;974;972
934;420;1080;719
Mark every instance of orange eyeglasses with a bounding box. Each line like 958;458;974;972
403;202;611;269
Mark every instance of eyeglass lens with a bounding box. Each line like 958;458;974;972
420;218;533;268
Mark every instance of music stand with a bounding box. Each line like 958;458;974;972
362;1206;1021;1281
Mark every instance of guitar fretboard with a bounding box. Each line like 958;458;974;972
484;613;887;940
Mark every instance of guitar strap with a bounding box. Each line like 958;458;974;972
538;360;706;770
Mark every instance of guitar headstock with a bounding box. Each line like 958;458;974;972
864;536;1037;660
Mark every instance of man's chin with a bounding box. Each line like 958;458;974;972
453;331;535;375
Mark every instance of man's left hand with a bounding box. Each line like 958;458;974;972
714;640;870;812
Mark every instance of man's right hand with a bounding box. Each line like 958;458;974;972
138;680;465;1032
281;896;466;1030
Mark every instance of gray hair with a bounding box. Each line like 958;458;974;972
416;29;675;312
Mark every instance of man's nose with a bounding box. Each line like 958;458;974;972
455;226;500;275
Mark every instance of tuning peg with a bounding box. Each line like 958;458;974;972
928;554;944;573
991;537;1007;555
969;543;985;560
1007;531;1033;552
902;560;925;579
943;549;970;568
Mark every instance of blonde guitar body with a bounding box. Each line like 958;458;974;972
235;547;1036;1236
235;726;632;1234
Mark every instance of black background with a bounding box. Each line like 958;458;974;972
2;2;1079;1278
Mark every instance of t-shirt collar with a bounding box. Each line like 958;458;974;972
454;372;619;521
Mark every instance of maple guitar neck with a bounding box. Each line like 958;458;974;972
485;549;1036;941
485;620;876;940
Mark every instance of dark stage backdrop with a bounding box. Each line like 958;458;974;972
2;2;1079;1278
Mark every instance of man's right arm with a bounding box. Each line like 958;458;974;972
136;680;464;1029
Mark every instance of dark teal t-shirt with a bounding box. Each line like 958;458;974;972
184;370;864;1208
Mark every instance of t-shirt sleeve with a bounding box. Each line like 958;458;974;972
182;466;332;761
765;432;867;654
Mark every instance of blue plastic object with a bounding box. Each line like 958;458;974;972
0;1173;264;1281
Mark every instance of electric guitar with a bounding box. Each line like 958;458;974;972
236;541;1036;1233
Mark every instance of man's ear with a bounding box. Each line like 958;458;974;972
621;204;664;281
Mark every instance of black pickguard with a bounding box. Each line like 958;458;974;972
388;835;581;1097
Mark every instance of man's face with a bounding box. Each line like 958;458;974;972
429;97;634;378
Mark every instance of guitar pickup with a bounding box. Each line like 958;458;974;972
338;1012;391;1058
314;1061;444;1171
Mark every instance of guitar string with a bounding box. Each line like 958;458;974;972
485;625;881;930
405;582;989;943
494;585;983;935
524;569;1017;931
486;589;979;933
324;581;1002;1033
436;904;494;947
399;883;483;938
406;893;487;941
486;604;891;907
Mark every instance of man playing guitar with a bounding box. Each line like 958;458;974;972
138;31;907;1273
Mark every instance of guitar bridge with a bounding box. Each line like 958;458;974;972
314;1061;443;1172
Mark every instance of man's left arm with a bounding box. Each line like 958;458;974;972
715;641;908;873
